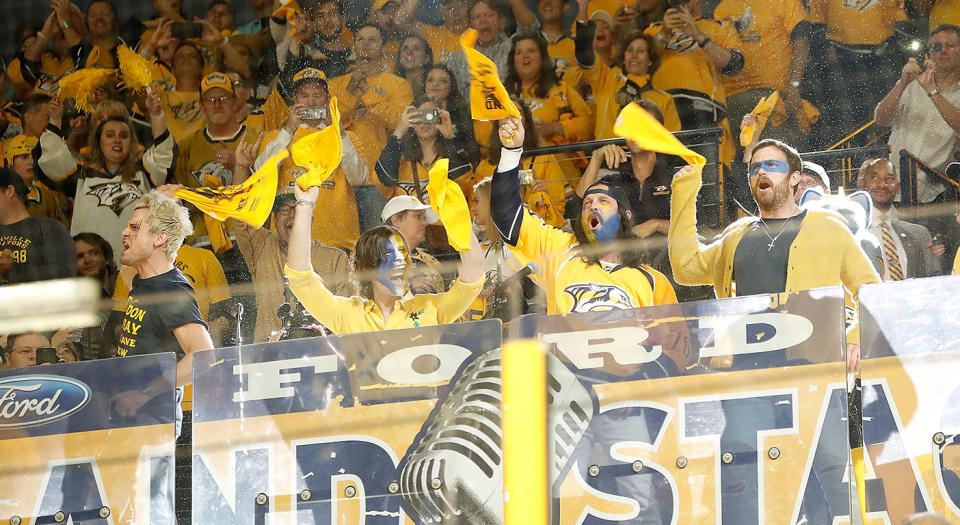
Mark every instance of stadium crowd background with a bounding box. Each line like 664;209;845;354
1;0;960;367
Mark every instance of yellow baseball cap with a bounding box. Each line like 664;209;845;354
200;72;234;96
292;67;328;89
3;135;37;166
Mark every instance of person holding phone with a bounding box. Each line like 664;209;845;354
375;96;472;200
2;332;52;368
244;67;367;252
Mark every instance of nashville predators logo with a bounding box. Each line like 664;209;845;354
666;29;697;53
86;182;143;216
565;283;634;313
731;7;759;41
190;160;231;186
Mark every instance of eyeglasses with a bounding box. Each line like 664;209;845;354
202;94;235;105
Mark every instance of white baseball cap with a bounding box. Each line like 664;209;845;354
801;161;830;192
381;195;440;224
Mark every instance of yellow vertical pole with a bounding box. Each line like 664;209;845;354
501;339;549;525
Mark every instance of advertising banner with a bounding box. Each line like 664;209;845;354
0;353;178;525
860;276;960;524
191;289;850;524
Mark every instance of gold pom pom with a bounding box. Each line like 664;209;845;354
58;68;117;114
117;45;156;93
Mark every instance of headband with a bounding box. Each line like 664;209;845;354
583;183;628;208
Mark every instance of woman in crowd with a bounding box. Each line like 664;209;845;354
574;25;681;138
376;96;473;200
395;35;433;97
423;64;479;165
34;91;175;261
284;183;485;335
504;31;592;147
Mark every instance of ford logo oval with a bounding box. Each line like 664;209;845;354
0;375;92;428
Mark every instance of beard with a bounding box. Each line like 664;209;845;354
752;176;793;213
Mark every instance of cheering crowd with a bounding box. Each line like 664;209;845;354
1;0;960;371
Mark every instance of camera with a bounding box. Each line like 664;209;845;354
297;107;328;121
413;109;439;124
170;22;203;39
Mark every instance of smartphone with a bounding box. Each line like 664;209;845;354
297;107;328;120
171;22;203;40
36;347;59;365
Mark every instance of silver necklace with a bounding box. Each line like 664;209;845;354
757;209;798;251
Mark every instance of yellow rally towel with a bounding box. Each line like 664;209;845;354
426;158;471;251
272;0;300;20
175;149;288;229
117;45;156;93
852;446;867;522
291;97;342;190
739;91;780;147
460;29;521;121
614;103;705;169
58;68;117;114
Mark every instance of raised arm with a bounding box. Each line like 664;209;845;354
667;164;724;285
376;108;414;186
875;58;922;126
141;90;177;186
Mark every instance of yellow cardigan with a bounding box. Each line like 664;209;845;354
668;166;880;343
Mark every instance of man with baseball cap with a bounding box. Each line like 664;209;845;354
3;134;69;225
0;167;75;284
241;66;367;252
490;117;678;313
175;71;262;242
381;195;445;293
794;160;831;204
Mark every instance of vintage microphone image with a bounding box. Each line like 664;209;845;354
398;348;595;524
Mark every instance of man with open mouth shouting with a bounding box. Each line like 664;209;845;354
284;182;485;335
489;117;678;314
669;137;880;371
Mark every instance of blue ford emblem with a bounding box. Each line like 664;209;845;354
0;375;92;428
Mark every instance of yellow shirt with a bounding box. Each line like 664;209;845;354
547;36;576;79
285;265;484;334
519;81;593;145
420;24;462;63
26;181;70;229
808;0;907;45
264;127;361;251
510;208;677;313
7;54;74;95
715;0;808;95
329;70;414;196
112;245;232;321
572;61;682;138
645;19;740;104
931;0;960;31
161;89;204;143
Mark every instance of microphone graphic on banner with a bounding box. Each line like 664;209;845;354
398;348;595;524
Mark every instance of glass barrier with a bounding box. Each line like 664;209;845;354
190;319;502;524
188;288;850;524
859;276;960;524
0;353;178;525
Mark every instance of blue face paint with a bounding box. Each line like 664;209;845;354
376;236;408;296
585;209;620;243
749;159;790;177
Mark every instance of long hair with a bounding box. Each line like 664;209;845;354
85;115;141;183
400;94;452;164
425;65;468;116
394;35;434;86
571;183;647;268
472;177;501;243
352;225;408;299
505;31;556;99
485;97;538;164
72;231;116;276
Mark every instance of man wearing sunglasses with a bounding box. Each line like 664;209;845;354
669;138;880;371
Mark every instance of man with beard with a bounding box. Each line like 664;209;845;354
669;138;879;367
489;117;677;314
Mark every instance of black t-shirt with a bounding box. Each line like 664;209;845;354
116;268;206;360
733;211;807;297
0;216;76;284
